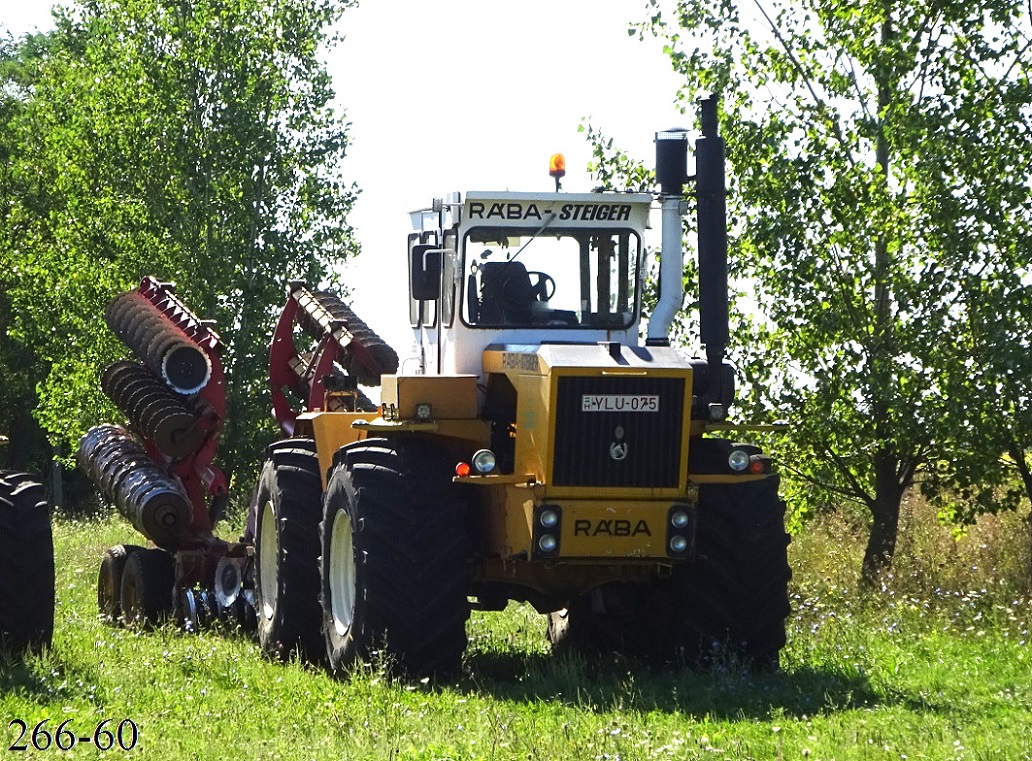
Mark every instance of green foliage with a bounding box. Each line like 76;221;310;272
0;32;54;472
620;0;1032;581
0;0;358;487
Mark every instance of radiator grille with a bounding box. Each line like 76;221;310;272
552;375;685;488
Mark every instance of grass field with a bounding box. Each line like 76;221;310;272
2;498;1030;760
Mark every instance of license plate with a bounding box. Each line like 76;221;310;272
580;394;660;413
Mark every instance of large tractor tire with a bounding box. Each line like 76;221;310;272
120;548;175;628
320;438;470;677
673;474;791;669
98;544;145;623
0;471;55;653
547;475;790;669
253;439;323;661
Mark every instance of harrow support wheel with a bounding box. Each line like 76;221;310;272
253;439;323;661
0;471;54;653
320;438;470;678
98;544;145;623
119;548;175;628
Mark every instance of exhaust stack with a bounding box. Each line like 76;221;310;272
646;128;690;346
646;96;731;415
695;95;729;390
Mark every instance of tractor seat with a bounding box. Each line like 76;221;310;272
477;261;536;324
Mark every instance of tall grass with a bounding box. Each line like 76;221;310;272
1;498;1030;760
793;492;1031;591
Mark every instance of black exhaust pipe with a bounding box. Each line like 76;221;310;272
695;95;729;415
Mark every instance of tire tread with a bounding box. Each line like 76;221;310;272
0;472;54;653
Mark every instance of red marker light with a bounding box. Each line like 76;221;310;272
455;462;471;477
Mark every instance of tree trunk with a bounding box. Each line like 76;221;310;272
861;451;906;587
1004;439;1032;587
5;406;46;472
862;498;900;586
860;12;905;590
1027;509;1032;590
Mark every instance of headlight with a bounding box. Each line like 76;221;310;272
539;509;559;528
667;504;693;558
471;449;496;474
414;402;433;421
533;505;562;557
728;449;750;472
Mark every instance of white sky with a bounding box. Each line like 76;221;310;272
2;1;688;354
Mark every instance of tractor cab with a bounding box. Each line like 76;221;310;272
407;191;653;377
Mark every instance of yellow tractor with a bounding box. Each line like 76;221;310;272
79;97;789;675
253;96;791;674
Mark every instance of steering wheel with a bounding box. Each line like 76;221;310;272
526;271;556;301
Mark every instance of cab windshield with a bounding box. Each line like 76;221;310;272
462;227;640;329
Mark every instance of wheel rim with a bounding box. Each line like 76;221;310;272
181;588;199;632
329;509;356;637
258;500;279;621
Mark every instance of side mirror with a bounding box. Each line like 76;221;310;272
410;244;443;301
